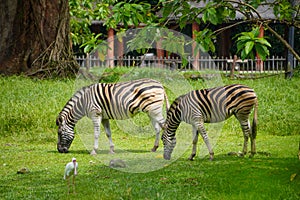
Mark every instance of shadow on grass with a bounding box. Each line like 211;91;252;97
47;148;151;155
47;149;90;154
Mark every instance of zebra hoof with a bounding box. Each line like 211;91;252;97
209;153;214;161
249;152;256;158
188;154;195;161
90;150;97;155
109;146;115;154
151;146;158;152
238;151;245;157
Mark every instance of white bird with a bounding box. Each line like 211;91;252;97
64;157;78;194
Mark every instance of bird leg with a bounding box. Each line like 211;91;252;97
67;177;70;194
73;176;76;194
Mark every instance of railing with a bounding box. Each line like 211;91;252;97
75;54;298;76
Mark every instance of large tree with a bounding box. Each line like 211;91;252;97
0;0;78;77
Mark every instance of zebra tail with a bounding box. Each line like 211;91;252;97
164;91;170;113
252;100;258;139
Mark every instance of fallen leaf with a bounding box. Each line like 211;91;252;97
290;173;297;181
155;154;163;158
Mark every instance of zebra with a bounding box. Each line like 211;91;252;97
56;78;169;155
161;84;258;160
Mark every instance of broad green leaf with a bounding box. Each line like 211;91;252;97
245;41;254;55
202;12;207;23
252;27;260;37
124;3;131;11
238;35;252;41
255;44;268;60
256;38;272;47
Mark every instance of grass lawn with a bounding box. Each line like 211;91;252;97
0;69;299;200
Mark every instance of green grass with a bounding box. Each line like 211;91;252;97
0;71;300;200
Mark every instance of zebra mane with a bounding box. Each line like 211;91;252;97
172;94;185;106
166;94;184;119
57;85;92;125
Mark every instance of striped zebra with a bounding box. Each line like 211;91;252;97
161;84;258;160
56;78;169;155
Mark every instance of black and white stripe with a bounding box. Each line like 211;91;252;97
56;78;169;154
162;84;258;160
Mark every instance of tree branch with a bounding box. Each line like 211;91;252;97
265;23;300;62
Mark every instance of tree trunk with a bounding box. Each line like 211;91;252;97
0;0;78;77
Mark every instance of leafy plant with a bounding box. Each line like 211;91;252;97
110;1;154;28
236;27;271;60
192;28;216;53
69;0;155;53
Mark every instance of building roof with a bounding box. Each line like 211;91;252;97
188;1;276;20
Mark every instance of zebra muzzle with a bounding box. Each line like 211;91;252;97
57;146;69;153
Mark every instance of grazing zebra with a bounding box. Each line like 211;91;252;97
56;78;169;155
161;84;258;160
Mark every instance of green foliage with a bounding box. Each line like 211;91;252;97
157;0;296;57
273;0;294;21
110;1;154;28
202;1;223;25
69;0;299;62
192;28;216;53
69;0;111;53
161;31;186;56
126;27;160;54
69;0;155;53
236;27;271;60
127;27;187;62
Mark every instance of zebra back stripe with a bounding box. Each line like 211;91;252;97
58;78;169;129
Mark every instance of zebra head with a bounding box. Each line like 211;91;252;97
161;130;176;160
56;115;75;153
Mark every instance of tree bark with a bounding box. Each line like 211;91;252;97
0;0;78;77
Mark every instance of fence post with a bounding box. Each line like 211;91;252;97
86;53;90;70
230;55;237;78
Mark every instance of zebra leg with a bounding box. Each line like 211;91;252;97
249;135;256;158
102;119;115;154
189;126;199;161
236;115;251;157
249;124;256;158
198;124;214;161
149;113;164;152
91;115;101;155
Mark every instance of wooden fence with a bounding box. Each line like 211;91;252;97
75;54;299;76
